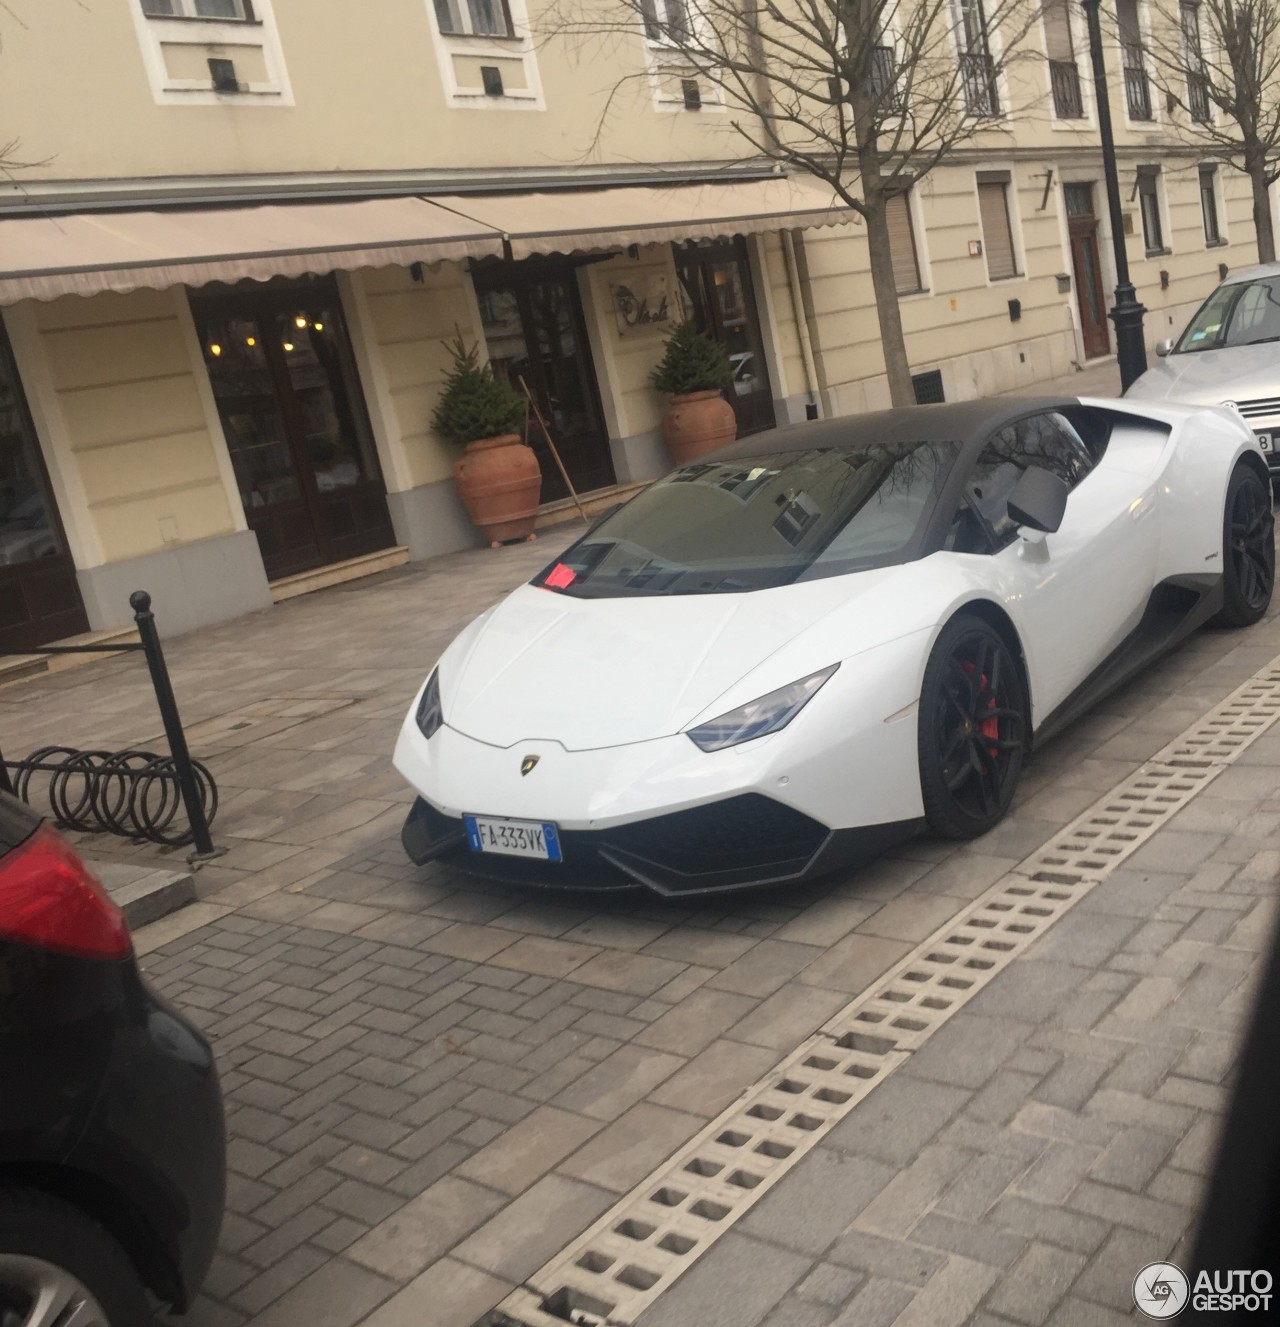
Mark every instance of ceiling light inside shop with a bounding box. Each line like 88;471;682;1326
283;341;295;352
209;343;222;356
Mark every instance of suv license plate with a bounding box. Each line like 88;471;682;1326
1257;432;1273;452
464;815;562;861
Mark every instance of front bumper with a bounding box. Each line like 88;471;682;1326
401;794;917;896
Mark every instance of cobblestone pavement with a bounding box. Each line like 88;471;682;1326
1;452;1273;1325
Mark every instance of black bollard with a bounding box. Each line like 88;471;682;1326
130;591;219;860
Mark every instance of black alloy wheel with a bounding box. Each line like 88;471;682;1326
1216;463;1275;628
918;614;1027;839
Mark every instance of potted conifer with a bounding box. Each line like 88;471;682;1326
431;335;541;547
650;322;737;465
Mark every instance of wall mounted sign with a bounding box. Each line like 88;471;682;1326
610;273;672;335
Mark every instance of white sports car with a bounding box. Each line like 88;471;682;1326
394;397;1273;895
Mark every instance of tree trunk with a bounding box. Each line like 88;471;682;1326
1246;155;1276;264
861;179;914;408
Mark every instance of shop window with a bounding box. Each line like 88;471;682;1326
977;171;1021;280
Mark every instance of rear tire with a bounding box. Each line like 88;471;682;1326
1215;463;1274;628
918;614;1027;840
0;1188;151;1327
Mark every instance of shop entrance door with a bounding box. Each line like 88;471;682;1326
1065;184;1112;360
191;278;396;580
0;322;89;651
675;238;776;437
474;259;614;502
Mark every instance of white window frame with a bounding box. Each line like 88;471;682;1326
432;0;515;39
974;166;1026;284
1117;0;1161;129
1135;166;1171;256
1041;0;1094;128
1200;163;1227;245
140;0;254;19
952;0;1006;120
639;5;726;114
423;0;544;109
130;0;292;106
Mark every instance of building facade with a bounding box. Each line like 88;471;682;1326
0;0;1270;644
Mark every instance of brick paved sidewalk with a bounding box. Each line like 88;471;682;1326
0;423;1267;1327
635;739;1275;1327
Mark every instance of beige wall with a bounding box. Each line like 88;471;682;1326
25;290;236;565
797;151;1260;413
2;0;746;186
354;264;481;492
578;248;677;442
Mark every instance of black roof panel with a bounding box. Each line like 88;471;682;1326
713;397;1084;460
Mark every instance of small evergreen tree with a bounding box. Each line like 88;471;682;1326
431;335;527;446
649;322;733;396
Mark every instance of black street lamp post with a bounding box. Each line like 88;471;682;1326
1081;0;1148;390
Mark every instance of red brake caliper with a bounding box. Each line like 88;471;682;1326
961;660;1001;755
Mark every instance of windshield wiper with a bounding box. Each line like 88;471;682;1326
1242;335;1280;345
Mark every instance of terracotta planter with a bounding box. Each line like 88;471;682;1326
662;389;738;466
454;434;543;547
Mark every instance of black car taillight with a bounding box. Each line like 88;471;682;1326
0;823;131;959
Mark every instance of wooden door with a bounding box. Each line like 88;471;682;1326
0;323;89;652
675;238;777;437
1065;185;1111;360
475;261;615;502
192;279;396;580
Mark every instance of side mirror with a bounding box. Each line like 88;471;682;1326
1008;465;1069;541
1155;338;1174;357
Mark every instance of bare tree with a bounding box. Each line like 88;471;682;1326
541;0;1040;405
1142;0;1280;262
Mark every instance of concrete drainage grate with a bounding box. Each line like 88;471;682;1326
484;658;1280;1327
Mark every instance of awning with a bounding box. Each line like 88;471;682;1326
0;196;505;304
0;176;855;304
432;176;855;260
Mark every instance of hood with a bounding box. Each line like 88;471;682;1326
440;572;901;750
1127;346;1280;407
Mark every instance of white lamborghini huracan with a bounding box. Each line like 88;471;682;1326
394;397;1273;895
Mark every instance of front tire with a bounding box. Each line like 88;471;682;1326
918;614;1027;840
1216;462;1274;628
0;1189;151;1327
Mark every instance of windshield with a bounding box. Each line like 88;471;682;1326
532;441;960;598
1175;275;1280;352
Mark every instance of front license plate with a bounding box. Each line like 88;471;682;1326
1257;432;1273;452
464;815;562;862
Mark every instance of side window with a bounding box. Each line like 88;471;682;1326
949;412;1094;552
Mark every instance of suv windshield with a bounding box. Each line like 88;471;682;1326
533;441;960;598
1175;275;1280;352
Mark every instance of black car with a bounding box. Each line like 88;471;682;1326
0;794;224;1324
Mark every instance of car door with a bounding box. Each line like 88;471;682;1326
955;410;1160;722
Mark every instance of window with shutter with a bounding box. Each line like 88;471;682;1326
886;191;923;294
977;178;1019;279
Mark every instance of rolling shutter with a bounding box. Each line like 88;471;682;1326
977;177;1019;279
886;190;922;293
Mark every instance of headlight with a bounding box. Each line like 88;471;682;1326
687;664;839;752
415;669;443;739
